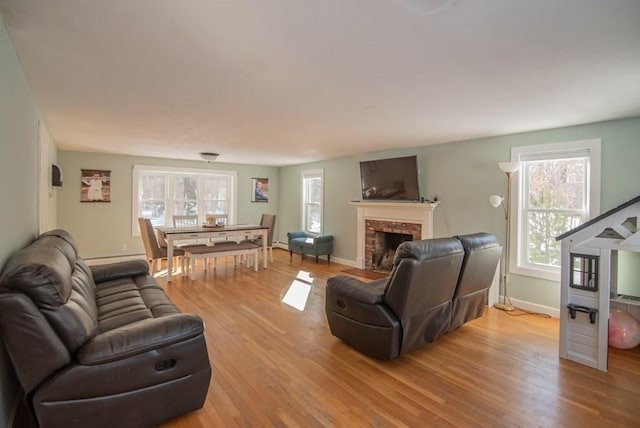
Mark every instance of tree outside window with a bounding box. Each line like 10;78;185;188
511;140;600;280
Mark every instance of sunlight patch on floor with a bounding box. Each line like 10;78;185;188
282;271;313;311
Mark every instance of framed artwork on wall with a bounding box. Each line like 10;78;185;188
81;169;111;202
252;178;269;202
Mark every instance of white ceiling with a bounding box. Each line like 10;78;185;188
2;0;640;166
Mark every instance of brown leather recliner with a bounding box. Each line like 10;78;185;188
0;230;211;428
325;233;500;360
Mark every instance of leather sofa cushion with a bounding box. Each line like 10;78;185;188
97;274;180;333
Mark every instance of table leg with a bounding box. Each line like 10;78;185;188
167;236;174;282
262;230;268;269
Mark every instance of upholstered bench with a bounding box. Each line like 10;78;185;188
287;231;334;264
184;241;260;280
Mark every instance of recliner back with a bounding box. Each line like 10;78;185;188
450;233;501;331
384;238;464;354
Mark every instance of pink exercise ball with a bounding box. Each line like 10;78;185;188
608;309;640;349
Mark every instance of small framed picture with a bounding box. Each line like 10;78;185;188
251;178;269;202
81;169;111;202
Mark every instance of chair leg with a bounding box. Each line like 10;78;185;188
190;256;196;281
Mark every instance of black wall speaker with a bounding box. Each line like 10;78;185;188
52;164;63;187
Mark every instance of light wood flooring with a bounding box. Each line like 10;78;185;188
157;249;640;428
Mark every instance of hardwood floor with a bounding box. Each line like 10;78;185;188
157;249;640;428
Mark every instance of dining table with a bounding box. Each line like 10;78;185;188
157;224;269;281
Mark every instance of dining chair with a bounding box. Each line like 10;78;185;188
173;215;200;227
138;217;185;275
259;214;277;262
242;214;276;263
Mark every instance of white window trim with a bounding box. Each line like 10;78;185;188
510;139;601;281
301;169;324;236
131;165;238;236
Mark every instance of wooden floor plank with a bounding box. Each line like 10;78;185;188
157;249;640;428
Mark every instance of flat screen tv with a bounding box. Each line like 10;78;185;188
359;155;420;201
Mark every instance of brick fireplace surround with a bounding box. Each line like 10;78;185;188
365;220;422;270
350;201;440;269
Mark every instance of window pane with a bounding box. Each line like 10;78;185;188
307;178;322;203
140;175;166;199
141;201;166;226
174;176;198;200
203;177;228;200
306;204;321;234
527;159;586;210
527;211;583;267
173;201;197;216
203;200;227;214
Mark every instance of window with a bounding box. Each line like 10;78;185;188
302;169;324;235
132;165;237;234
511;139;601;280
570;253;599;292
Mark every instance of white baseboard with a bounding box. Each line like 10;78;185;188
500;296;560;318
273;242;357;267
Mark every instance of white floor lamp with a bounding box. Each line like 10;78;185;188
489;161;520;312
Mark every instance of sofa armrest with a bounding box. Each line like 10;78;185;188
90;259;149;284
77;313;204;365
327;275;387;305
287;231;307;243
315;235;334;244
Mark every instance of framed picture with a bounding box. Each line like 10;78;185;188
81;169;111;202
251;178;269;202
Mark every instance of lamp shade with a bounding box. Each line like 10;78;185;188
498;161;520;173
489;195;504;208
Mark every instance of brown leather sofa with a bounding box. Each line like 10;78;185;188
0;230;211;427
325;233;500;360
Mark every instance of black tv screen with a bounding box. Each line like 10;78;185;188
360;155;420;201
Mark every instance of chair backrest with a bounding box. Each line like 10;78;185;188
260;214;277;246
450;233;501;330
173;215;199;227
138;217;162;260
383;237;464;354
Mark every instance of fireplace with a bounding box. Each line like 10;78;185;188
351;200;439;269
366;220;422;270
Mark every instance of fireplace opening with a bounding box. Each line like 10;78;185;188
373;231;413;271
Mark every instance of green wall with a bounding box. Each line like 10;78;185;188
57;152;279;259
278;116;640;310
0;15;47;428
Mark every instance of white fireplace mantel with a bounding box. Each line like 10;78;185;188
350;200;440;268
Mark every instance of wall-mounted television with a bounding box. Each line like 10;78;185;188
359;155;420;201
